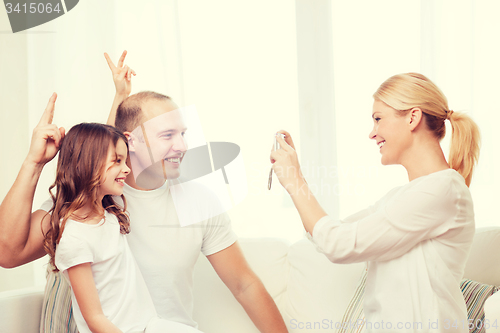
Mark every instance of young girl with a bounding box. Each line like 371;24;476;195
43;123;201;333
271;73;480;333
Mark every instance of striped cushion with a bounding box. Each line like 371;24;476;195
340;270;499;333
461;279;500;333
39;267;78;333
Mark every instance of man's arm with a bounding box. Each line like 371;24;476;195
104;51;136;126
207;242;288;333
0;94;64;268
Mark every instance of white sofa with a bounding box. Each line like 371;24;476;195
1;227;499;333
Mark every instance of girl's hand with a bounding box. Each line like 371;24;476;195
25;93;65;166
269;130;305;193
104;50;136;97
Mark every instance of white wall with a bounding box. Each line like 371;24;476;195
0;7;39;292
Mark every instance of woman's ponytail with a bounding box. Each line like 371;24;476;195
447;111;480;187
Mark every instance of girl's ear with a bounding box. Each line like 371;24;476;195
408;107;423;131
124;132;136;153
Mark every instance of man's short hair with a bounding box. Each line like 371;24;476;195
115;91;171;133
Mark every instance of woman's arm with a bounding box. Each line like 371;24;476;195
284;178;327;234
68;263;123;333
307;183;466;263
270;131;465;264
270;131;327;233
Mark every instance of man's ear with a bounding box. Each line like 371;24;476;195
124;132;136;153
408;107;423;131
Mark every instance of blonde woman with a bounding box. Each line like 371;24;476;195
271;73;480;333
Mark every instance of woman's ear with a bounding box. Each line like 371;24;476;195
408;107;423;131
124;132;136;153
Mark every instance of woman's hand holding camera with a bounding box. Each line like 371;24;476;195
269;130;306;194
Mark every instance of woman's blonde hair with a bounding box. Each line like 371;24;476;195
373;73;480;187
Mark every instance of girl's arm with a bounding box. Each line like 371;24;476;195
67;263;123;333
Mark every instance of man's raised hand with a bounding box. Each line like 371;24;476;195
25;93;65;166
104;50;136;97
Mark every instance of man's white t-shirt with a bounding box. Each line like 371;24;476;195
307;169;475;333
116;181;238;327
41;180;238;328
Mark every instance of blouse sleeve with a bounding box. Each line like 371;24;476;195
341;186;402;224
309;176;462;263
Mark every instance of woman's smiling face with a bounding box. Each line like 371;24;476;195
369;100;412;166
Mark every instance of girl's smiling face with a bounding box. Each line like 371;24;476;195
98;139;130;198
369;100;413;166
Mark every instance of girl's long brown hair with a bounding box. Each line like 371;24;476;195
43;123;130;272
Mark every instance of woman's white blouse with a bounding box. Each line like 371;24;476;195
308;169;475;333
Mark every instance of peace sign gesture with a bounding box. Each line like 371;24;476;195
104;50;136;97
26;93;66;166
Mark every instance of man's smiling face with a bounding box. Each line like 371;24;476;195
128;99;188;184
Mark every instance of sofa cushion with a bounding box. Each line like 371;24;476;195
282;239;365;332
0;286;44;333
461;279;499;333
484;291;500;332
40;267;78;333
463;227;500;286
193;238;289;333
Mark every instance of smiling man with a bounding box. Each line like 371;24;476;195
103;77;287;331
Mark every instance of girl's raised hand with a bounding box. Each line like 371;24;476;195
26;93;65;166
104;50;136;97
